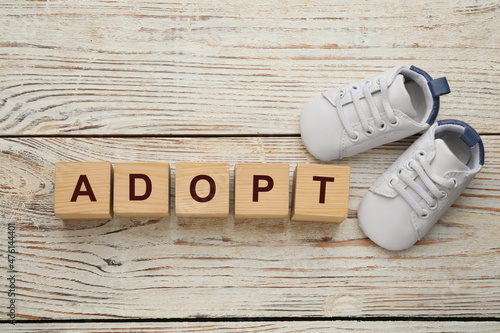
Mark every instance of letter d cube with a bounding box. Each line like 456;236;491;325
292;164;350;223
114;163;170;217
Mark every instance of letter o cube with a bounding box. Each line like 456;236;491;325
175;162;230;218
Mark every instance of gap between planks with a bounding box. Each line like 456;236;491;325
0;133;498;139
3;316;500;324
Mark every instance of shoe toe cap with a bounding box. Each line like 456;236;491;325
358;191;419;251
300;94;343;161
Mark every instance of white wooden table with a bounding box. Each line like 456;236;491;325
1;0;499;331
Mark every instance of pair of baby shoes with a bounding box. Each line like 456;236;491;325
300;65;484;250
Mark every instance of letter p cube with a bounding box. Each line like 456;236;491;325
234;163;290;218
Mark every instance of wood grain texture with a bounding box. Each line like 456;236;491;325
0;136;499;320
0;0;498;135
1;0;499;327
2;321;500;332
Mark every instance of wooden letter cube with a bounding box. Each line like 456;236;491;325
54;162;112;220
292;164;350;223
175;162;230;218
114;163;170;217
234;163;289;219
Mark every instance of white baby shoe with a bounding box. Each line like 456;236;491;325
301;65;450;161
358;120;484;251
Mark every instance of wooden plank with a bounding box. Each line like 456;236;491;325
3;321;500;332
0;136;499;320
0;0;498;135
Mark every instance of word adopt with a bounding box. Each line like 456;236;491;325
54;162;350;223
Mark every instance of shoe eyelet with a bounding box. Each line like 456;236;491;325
364;80;371;88
352;84;359;91
450;178;458;189
376;121;387;131
388;177;397;189
417;150;426;157
419;209;430;219
440;190;448;199
406;159;415;170
389;117;400;127
364;126;374;136
350;131;360;142
428;201;438;210
339;89;346;98
397;168;405;175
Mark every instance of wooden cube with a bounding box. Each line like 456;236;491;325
114;163;170;217
175;162;230;218
234;163;289;219
54;162;112;220
291;164;350;223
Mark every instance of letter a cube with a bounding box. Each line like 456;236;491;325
54;162;112;220
175;162;230;218
114;163;170;217
292;164;350;223
234;163;289;218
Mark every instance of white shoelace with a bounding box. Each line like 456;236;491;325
333;77;399;141
389;151;457;218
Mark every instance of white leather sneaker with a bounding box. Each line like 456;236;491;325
358;120;484;251
301;65;450;161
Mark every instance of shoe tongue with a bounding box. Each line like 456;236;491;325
429;139;470;177
388;74;417;118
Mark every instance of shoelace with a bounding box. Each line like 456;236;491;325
332;77;399;141
389;151;457;218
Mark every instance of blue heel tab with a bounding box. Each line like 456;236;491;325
428;77;450;97
438;119;485;165
410;65;450;125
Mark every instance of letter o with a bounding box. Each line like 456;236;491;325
190;175;216;203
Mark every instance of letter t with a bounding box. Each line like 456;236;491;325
313;176;335;204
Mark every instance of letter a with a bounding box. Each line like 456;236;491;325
70;175;97;202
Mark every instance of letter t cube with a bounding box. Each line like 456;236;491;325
292;164;350;223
